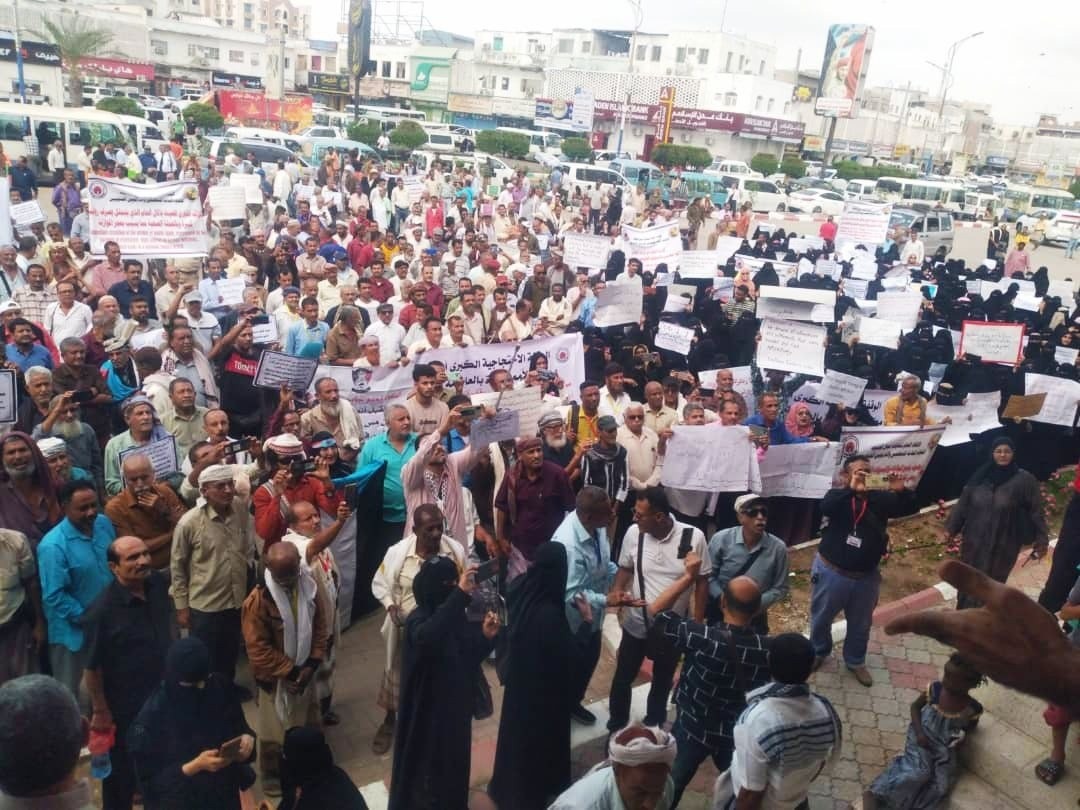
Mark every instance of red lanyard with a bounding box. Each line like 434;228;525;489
851;497;868;529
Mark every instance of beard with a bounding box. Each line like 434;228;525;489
52;419;82;440
4;462;33;480
545;434;568;450
321;400;341;418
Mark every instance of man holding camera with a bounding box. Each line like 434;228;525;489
253;433;343;551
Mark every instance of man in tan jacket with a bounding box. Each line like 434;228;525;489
241;541;329;797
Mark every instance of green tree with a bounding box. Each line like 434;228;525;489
749;152;780;175
389;120;428;150
346;119;382;145
649;144;712;170
181;102;224;131
779;156;807;179
682;146;713;170
475;130;530;159
96;96;143;118
31;16;115;107
1070;179;1080;199
560;137;592;162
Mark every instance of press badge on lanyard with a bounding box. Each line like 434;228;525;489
847;497;868;549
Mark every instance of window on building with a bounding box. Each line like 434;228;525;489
767;98;774;112
725;52;733;71
243;2;251;11
311;55;321;71
501;76;509;90
229;50;243;63
250;53;259;66
395;62;406;79
755;95;763;110
207;47;219;59
260;23;267;31
557;38;573;54
698;48;709;65
188;44;197;57
676;47;686;63
493;36;503;51
151;39;168;56
381;61;390;77
759;59;765;75
636;44;646;61
724;92;737;106
650;46;661;61
738;55;745;71
244;19;252;29
581;40;591;54
520;78;528;92
283;56;289;68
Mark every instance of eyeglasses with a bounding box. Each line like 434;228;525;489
625;414;644;420
741;508;768;518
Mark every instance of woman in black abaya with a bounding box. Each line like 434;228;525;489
278;727;367;810
488;542;594;810
388;556;499;810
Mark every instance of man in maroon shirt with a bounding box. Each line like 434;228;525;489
367;259;395;302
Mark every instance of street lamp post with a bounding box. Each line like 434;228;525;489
615;0;643;157
12;0;27;101
934;31;982;168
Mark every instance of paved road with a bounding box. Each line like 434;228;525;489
950;225;1078;285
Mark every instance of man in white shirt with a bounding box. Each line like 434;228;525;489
900;229;925;266
47;141;66;183
537;283;572;336
608;488;709;736
272;160;293;205
44;280;93;343
407;317;444;359
440;314;474;349
181;292;222;355
155;264;184;317
599;362;633;425
364;302;407;365
156;144;178;178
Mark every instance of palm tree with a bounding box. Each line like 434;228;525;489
31;16;115;107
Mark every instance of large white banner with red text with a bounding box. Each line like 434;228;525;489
88;178;207;256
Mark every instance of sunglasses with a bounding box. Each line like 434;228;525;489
741;507;768;518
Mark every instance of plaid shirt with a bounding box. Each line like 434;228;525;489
13;286;56;325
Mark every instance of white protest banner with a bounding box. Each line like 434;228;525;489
788;235;826;254
119;436;179;480
229;172;264;205
311;364;414;437
620;222;683;272
756;318;825;376
715;235;743;264
926;391;1002;446
860;389;893;425
875;292;924;330
995;278;1036;296
472;385;544;437
253;350;319;391
1013;294;1042;312
965;280;981;297
252;318;279;345
815;259;841;281
402;176;425;203
0;177;11;247
836;201;892;246
856;316;902;350
880;275;909;291
294;183;313;201
660;425;761;492
711;277;735;301
1025;373;1080;427
664;283;697;313
843;278;869;299
839;424;946;488
817;370;869;408
654;321;695;355
207;185;247;221
469;410;520;446
421;333;586;395
11;200;45;227
849;258;878;281
593;281;643;327
88;178;206;256
959;321;1025;365
216;277;247;307
759;442;841;499
562;232;612;269
0;369;16;424
737;255;799;287
678;251;722;280
1056;346;1079;366
1048;280;1075;301
756;286;836;322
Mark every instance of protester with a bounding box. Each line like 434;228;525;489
277;726;369;810
0;528;44;686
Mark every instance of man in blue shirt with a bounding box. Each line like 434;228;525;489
742;392;826;447
286;296;329;356
37;479;116;697
4;319;52;371
552;485;642;725
107;259;157;320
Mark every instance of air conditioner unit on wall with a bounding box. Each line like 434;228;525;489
632;126;643;136
680;132;691;143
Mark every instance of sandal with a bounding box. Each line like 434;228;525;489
1036;758;1065;785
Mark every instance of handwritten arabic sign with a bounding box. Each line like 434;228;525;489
593;281;644;327
562;232;612;269
421;333;586;395
620;222;683;273
119;436;178;480
836;201;892;246
88;178;207;256
840;425;945;488
0;369;17;424
756;318;825;377
253;350;319;392
660;425;761;492
959;320;1025;365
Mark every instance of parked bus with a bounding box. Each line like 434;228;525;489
873;176;968;213
0;101;127;182
1001;182;1076;220
343;104;427;129
659;171;729;208
118;114;168;154
495;127;563;157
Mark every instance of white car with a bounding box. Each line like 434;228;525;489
534;152;565;168
786;188;846;216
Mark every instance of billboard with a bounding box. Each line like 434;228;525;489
309;72;350;94
814;24;874;118
534;89;597;133
347;0;373;82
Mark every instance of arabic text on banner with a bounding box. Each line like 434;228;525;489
253;350;319;392
925;391;1002;446
755;286;836;322
0;369;17;424
756;318;825;376
660;425;762;492
471;385;544;437
11;201;45;227
839;425;946;488
654;321;695;355
469;410;520;446
759;442;841;499
696;365;755;414
620;222;683;272
817;370;869;409
874;292;924;330
88;178;208;256
207;185;247;221
959;320;1025;365
562;232;612;269
677;251;722;280
1024;373;1080;427
593;281;644;327
229;173;264;205
859;389;893;425
856;316;902;350
835;201;892;246
419;333;586;395
119;435;179;479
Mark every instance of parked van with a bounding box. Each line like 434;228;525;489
0;101;127;181
300;137;381;167
844;179;877;201
607;158;665;188
410;150;514;186
705;158;758;177
424;130;457;153
889;207;955;255
77;85;115;106
716;174;787;213
223;127;303;152
554;163;631;197
661;172;729;207
199;138;301;177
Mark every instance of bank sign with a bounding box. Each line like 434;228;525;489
0;38;60;67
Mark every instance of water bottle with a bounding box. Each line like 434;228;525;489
88;726;115;781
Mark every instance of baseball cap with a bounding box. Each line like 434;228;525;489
183;290;204;304
597;415;618;432
734;493;766;514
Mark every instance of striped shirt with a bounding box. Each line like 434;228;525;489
720;683;842;809
656;613;770;749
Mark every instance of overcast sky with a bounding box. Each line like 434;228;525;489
322;0;1076;125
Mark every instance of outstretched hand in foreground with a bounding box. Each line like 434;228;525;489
885;560;1076;710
